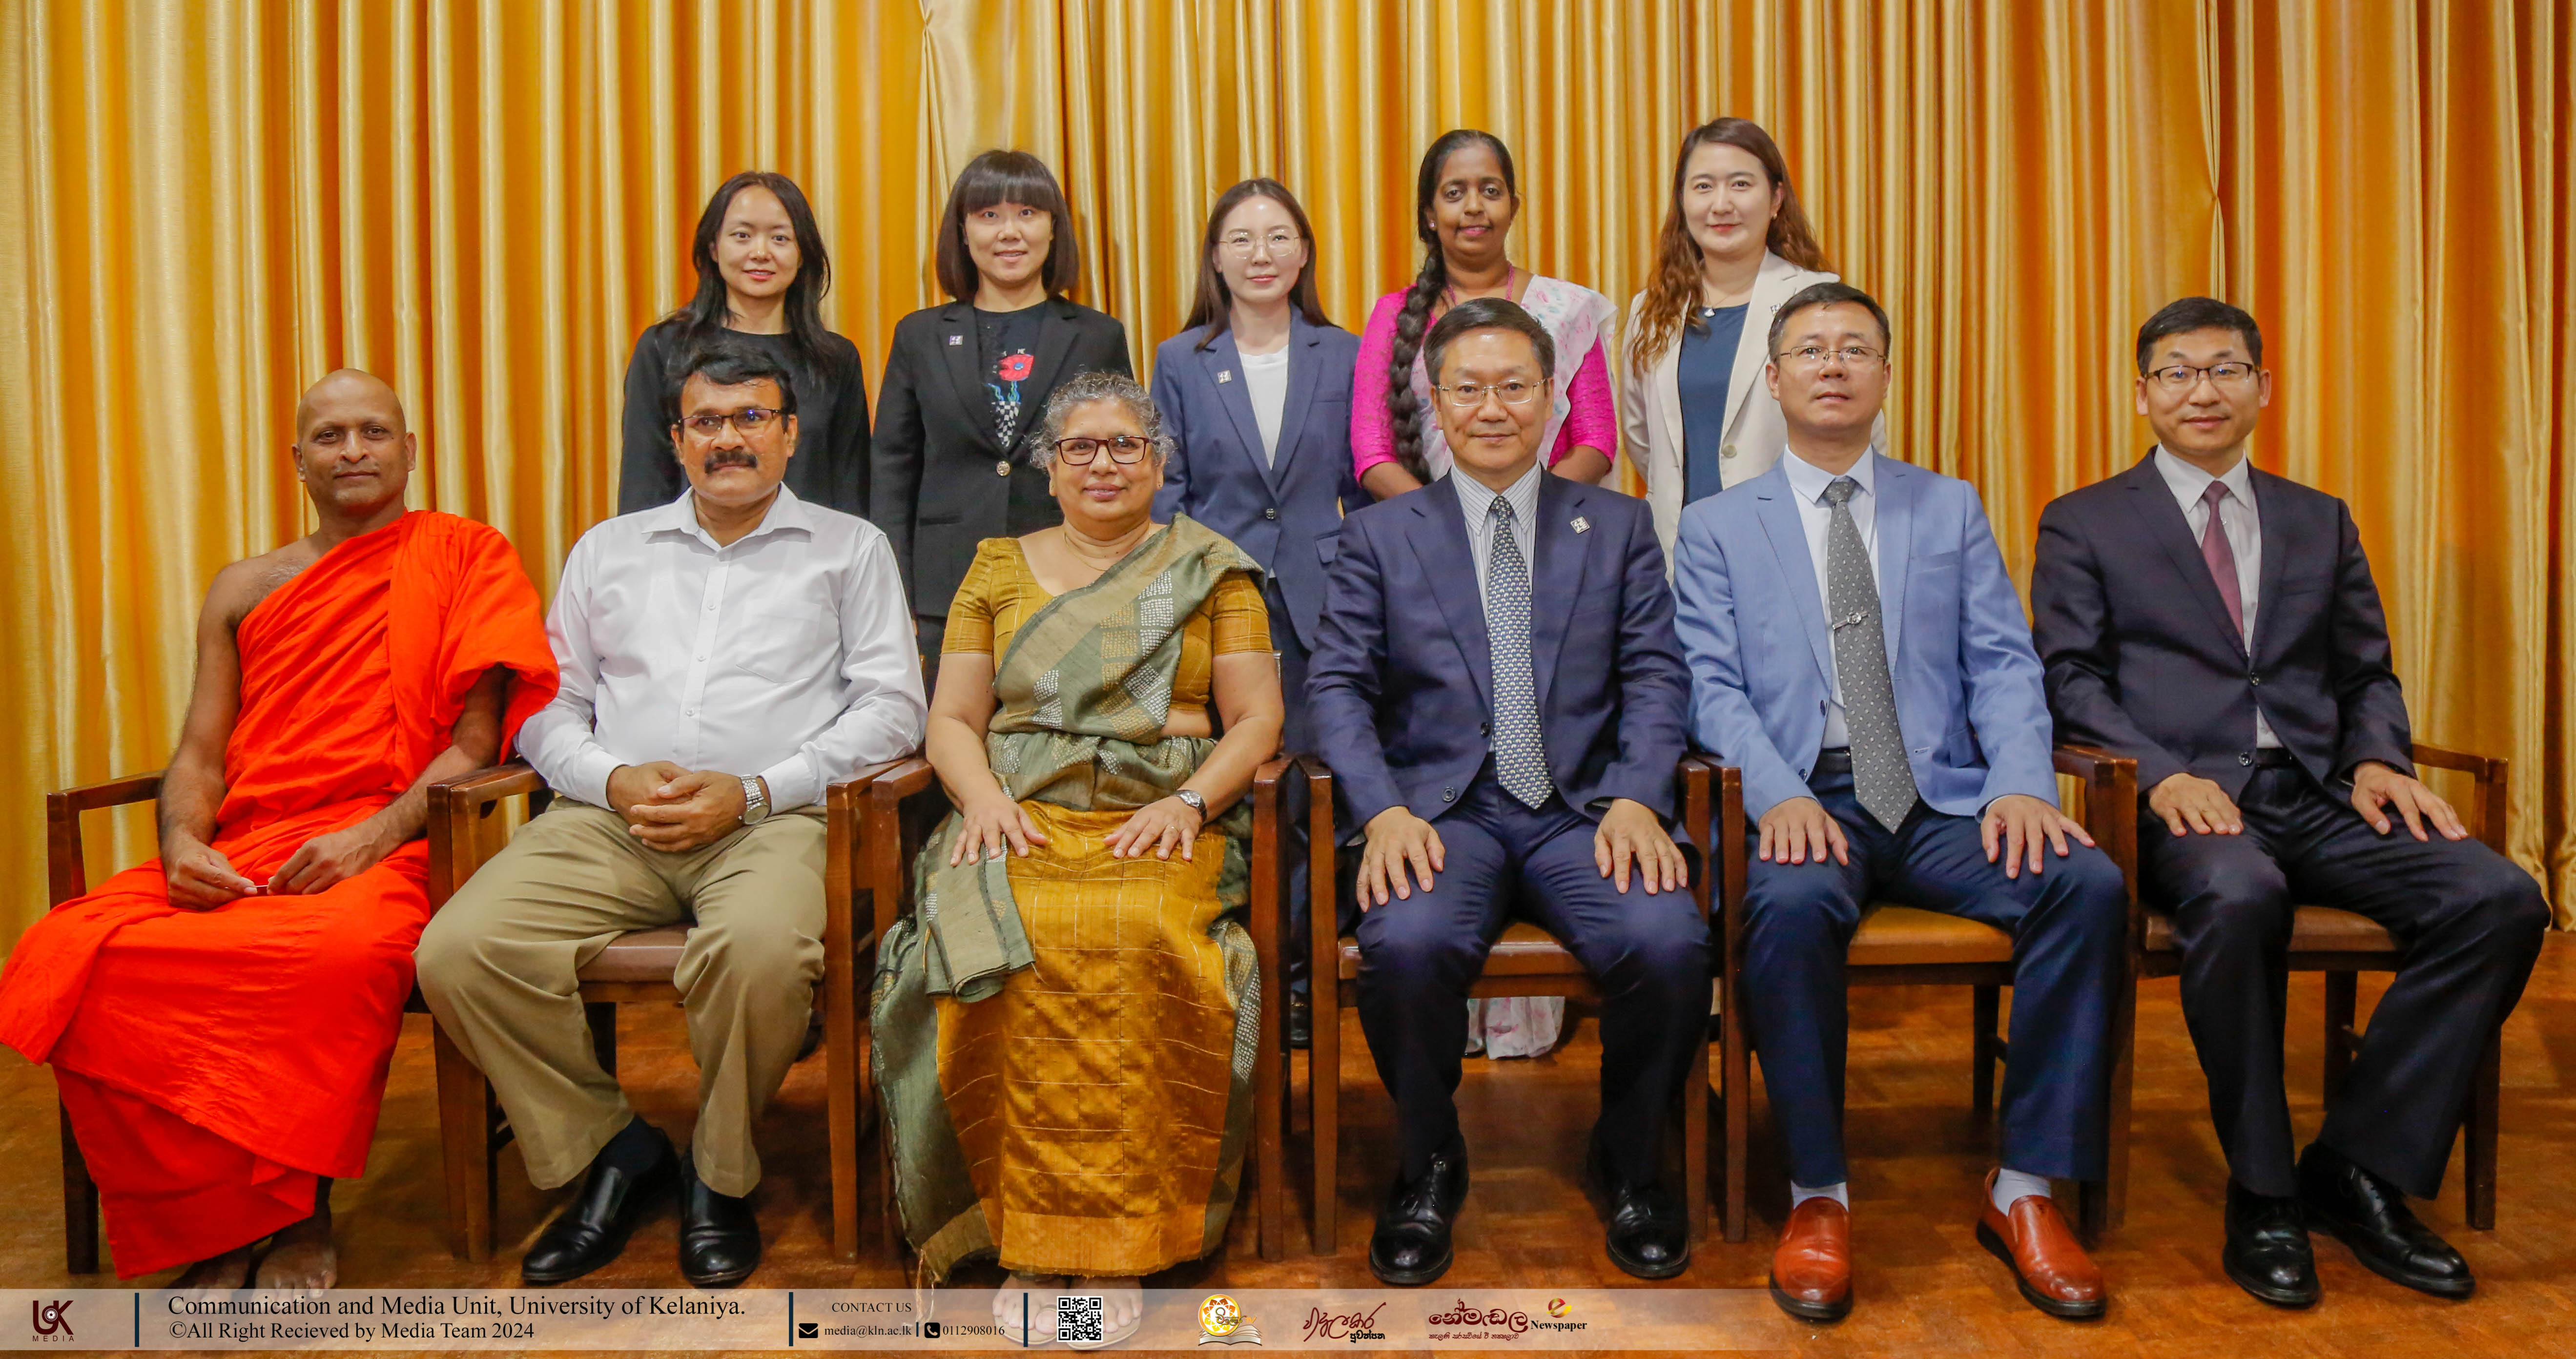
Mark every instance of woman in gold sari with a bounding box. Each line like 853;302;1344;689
873;371;1283;1346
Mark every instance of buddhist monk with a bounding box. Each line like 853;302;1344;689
0;370;557;1290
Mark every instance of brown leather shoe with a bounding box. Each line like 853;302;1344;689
1769;1197;1852;1321
1975;1171;2106;1319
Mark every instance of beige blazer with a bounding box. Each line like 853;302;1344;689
1621;251;1876;565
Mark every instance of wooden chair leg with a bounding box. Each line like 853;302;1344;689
1970;984;2001;1129
584;1000;618;1075
60;1099;99;1274
2321;970;2357;1103
825;977;861;1262
1312;988;1340;1256
2465;1026;2499;1230
1685;1015;1711;1242
1721;991;1750;1243
433;1021;499;1261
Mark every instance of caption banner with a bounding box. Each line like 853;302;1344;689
0;1289;1788;1351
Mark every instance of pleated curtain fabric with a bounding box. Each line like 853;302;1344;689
0;0;2569;945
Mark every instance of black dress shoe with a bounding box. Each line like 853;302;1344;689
2298;1143;2473;1298
1285;991;1312;1050
678;1156;762;1288
2222;1180;2319;1308
521;1125;677;1285
1369;1142;1469;1286
1587;1137;1690;1278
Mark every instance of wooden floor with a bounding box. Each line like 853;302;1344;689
2;935;2570;1357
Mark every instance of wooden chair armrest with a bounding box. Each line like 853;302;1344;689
426;762;551;909
2408;742;2509;856
429;762;546;815
867;756;940;803
47;771;168;907
824;758;911;804
50;772;165;815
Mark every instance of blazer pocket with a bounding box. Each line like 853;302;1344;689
733;608;841;685
1316;531;1342;566
917;512;962;527
1915;548;1961;572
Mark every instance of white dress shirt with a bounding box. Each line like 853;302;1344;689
2152;447;2279;748
519;487;929;814
1780;446;1881;749
1450;460;1544;619
1239;345;1291;464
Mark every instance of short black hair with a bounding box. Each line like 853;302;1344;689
2135;296;2263;374
934;150;1081;302
663;335;799;427
1422;296;1557;386
1767;280;1892;360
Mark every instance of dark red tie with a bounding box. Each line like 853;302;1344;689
2199;481;2245;637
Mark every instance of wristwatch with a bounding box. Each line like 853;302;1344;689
740;776;771;825
1174;789;1208;823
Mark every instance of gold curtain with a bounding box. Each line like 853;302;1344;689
1;0;2568;946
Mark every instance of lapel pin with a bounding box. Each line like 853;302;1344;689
947;334;963;346
1217;370;1234;384
1571;515;1591;534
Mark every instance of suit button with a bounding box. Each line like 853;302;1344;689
1479;721;1490;736
995;460;1011;477
1442;787;1456;803
2249;673;2264;685
2239;751;2254;766
1721;442;1739;459
1264;507;1279;520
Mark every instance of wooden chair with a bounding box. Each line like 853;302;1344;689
858;755;1293;1261
1712;746;2141;1244
425;759;890;1263
1292;756;1719;1256
2134;741;2511;1230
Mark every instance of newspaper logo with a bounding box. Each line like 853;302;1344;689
31;1301;73;1340
1197;1295;1262;1346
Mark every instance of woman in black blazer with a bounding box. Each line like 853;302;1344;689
619;171;870;515
871;150;1130;665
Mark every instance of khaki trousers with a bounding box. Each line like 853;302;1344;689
415;801;825;1197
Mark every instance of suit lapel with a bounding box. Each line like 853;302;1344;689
1721;253;1798;438
1020;298;1082;413
1753;471;1835;689
2248;468;2290;663
1200;330;1277;492
1872;454;1915;664
2120;453;2247;659
1407;487;1493;710
934;301;997;453
1262;317;1320;494
1527;476;1595;717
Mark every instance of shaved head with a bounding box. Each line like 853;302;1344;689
295;369;405;441
290;368;415;528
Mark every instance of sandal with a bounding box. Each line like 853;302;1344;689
992;1273;1062;1347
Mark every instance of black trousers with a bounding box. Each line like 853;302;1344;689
1348;778;1710;1185
2142;761;2549;1199
1270;578;1315;994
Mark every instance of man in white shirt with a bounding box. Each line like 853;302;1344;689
417;337;926;1290
1670;282;2126;1322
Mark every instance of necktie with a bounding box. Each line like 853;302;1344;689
1823;476;1917;831
2198;481;2246;639
1484;496;1555;809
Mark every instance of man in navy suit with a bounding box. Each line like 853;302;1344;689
1672;282;2126;1322
2033;297;2546;1308
1309;297;1704;1286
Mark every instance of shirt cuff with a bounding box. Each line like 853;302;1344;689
567;748;622;811
757;754;822;813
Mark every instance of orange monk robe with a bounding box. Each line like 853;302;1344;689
0;512;556;1277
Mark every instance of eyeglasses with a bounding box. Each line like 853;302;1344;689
2146;362;2258;391
1776;346;1887;370
676;407;782;439
1053;434;1155;465
1221;230;1304;257
1434;380;1547;408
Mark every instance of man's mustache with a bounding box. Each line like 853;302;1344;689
702;451;759;472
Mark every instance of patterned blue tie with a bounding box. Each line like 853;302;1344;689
1824;475;1917;830
1485;496;1555;809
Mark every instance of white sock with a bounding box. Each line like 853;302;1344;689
1791;1180;1849;1210
1991;1168;2053;1213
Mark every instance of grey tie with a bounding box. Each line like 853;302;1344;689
1824;476;1917;830
1484;496;1554;809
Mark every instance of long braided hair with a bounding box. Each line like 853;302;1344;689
1387;129;1518;482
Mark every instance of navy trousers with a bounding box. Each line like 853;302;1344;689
2143;762;2548;1199
1271;578;1314;993
1351;776;1710;1185
1739;759;2129;1188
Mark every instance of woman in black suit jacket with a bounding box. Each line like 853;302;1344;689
871;150;1130;666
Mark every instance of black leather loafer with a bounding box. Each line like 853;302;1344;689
1285;991;1312;1050
1368;1142;1468;1286
678;1155;762;1288
1588;1138;1690;1278
2223;1179;2319;1307
521;1126;677;1285
2298;1144;2473;1298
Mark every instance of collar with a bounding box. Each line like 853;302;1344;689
2152;445;2254;506
1450;458;1546;527
642;483;813;548
1781;445;1878;506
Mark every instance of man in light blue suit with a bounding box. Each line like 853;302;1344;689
1671;282;2126;1323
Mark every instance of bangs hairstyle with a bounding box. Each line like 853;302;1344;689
1185;178;1333;347
2135;296;2264;374
1422;296;1557;387
1766;280;1892;361
935;150;1081;302
1628;118;1826;376
674;171;834;362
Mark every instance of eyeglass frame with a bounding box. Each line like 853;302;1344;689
2143;361;2261;391
1217;229;1305;258
1772;345;1889;370
672;406;787;439
1430;377;1552;409
1050;434;1159;466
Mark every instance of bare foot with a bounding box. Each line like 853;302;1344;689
171;1246;255;1294
1064;1277;1143;1349
253;1204;336;1295
993;1274;1060;1346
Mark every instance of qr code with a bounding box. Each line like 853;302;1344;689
1057;1294;1104;1344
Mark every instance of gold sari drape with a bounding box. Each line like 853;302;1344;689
1;1;2568;944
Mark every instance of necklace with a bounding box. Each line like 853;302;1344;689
1443;263;1517;308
